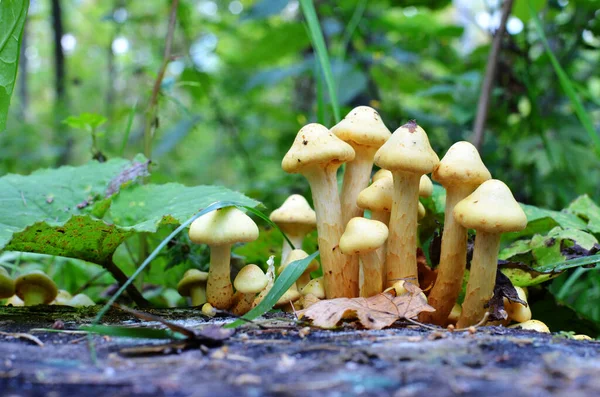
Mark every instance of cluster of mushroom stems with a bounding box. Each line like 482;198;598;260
1;268;95;307
176;106;551;330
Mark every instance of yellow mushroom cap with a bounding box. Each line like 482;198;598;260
177;269;209;297
419;175;433;198
372;169;392;182
282;123;355;174
509;319;550;333
573;334;593;341
5;295;24;306
357;177;393;213
374;121;439;175
418;202;426;220
504;286;531;323
331;106;391;148
433;141;491;188
234;264;268;293
300;277;325;299
53;289;73;305
453;180;527;233
0;267;15;299
67;293;95;307
275;286;302;307
15;270;58;304
339;217;389;255
189;207;259;246
279;249;319;275
269;195;316;234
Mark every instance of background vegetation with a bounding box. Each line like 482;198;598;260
1;0;599;331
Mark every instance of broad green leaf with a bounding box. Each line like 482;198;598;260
81;325;187;340
514;0;546;22
0;0;28;131
226;251;320;328
62;113;107;132
500;267;558;287
0;157;259;265
566;195;600;234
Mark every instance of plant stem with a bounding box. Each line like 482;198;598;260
103;258;149;307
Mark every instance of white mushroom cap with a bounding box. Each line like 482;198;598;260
189;207;259;246
234;264;268;294
453;179;527;233
339;217;389;255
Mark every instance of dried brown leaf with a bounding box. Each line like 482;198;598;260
297;282;434;330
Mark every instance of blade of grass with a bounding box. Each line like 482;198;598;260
315;61;326;125
82;325;187;340
529;0;600;155
225;251;320;328
119;100;138;156
299;0;340;123
337;0;367;64
240;205;296;249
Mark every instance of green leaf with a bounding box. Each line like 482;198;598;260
0;157;259;264
535;254;600;274
0;0;29;131
81;325;187;340
299;0;340;122
62;113;107;132
566;195;600;234
225;251;320;328
529;0;600;155
514;0;546;23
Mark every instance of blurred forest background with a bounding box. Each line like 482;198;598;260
1;0;600;318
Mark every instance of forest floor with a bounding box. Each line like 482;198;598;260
1;306;600;397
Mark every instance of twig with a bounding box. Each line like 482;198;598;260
143;0;180;159
102;258;149;307
472;0;514;150
73;270;108;295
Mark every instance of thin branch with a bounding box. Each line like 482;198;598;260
103;258;149;307
472;0;514;150
144;0;180;159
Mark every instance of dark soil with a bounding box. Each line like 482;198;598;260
1;305;600;397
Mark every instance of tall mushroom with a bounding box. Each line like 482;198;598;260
373;121;439;287
15;270;58;306
453;179;527;328
339;217;389;297
422;141;491;325
331;106;391;225
189;207;259;309
0;267;15;299
269;195;316;265
282;123;356;298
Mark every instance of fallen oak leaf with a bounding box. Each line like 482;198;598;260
297;282;434;330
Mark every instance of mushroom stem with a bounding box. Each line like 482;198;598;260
281;234;304;265
386;171;420;287
305;166;356;298
457;231;501;328
422;185;472;324
23;290;46;306
360;250;383;297
340;149;376;225
190;287;207;307
371;211;390;225
207;244;234;309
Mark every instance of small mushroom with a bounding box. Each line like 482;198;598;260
300;277;325;298
279;249;319;290
269;195;316;265
253;256;275;307
508;319;550;333
423;141;491;325
504;286;531;323
15;270;58;306
202;302;217;317
374;123;439;287
52;289;73;305
453;180;527;328
177;269;209;307
189;207;259;309
5;295;24;306
282;123;356;298
572;334;593;341
331;106;391;225
274;286;302;309
0;267;15;299
231;264;268;315
339;217;389;297
67;293;95;307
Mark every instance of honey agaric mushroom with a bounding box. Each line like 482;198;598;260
331;106;391;225
189;207;259;309
231;264;268;315
279;249;319;290
374;121;439;287
269;195;316;264
253;256;275;307
274;286;302;309
508;319;550;333
52;289;73;305
0;267;15;299
505;286;531;323
299;277;325;309
454;180;527;328
339;217;389;297
423;141;491;325
5;295;23;306
15;270;58;306
282;123;356;298
177;269;209;307
67;294;95;307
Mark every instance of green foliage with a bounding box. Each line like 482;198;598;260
63;113;107;132
0;0;28;131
